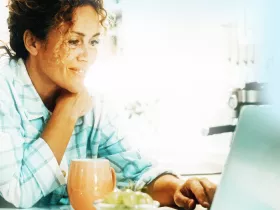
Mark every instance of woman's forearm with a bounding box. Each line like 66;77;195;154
41;107;77;164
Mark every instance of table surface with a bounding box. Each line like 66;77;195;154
0;175;220;210
0;206;206;210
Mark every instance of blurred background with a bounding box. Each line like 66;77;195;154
0;0;278;175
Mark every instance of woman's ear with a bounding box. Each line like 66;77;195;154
23;30;41;56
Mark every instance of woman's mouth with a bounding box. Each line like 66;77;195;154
69;68;86;76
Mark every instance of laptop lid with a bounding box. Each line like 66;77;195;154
210;106;280;210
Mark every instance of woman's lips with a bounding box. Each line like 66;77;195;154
69;68;86;76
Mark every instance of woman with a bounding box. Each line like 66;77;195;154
0;0;216;209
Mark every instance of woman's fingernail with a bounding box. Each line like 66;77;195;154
203;202;210;208
189;200;195;209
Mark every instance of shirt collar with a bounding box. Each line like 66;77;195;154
13;59;50;121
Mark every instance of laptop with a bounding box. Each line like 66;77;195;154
210;105;280;210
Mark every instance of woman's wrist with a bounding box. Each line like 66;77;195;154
53;103;79;123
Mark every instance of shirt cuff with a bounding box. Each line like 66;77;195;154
24;138;67;196
133;166;181;191
59;155;69;183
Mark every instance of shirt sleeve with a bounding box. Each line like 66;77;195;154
93;100;180;191
0;96;66;208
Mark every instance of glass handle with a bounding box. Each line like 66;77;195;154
110;167;116;190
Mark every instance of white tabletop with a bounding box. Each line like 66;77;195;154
0;175;220;210
0;206;206;210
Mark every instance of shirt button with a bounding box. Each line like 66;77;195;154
62;170;66;177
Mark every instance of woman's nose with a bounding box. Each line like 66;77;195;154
77;45;89;62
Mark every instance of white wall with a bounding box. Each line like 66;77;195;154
91;0;270;174
0;0;9;43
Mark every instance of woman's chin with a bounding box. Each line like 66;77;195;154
65;83;85;94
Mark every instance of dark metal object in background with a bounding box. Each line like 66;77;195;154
202;125;236;136
228;82;269;118
203;82;269;136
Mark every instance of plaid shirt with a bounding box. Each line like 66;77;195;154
0;58;175;208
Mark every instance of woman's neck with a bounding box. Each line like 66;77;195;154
25;57;60;111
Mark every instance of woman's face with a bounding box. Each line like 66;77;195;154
35;5;101;93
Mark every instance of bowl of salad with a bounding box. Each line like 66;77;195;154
93;189;160;210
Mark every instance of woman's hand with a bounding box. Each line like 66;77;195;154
174;177;217;210
55;87;94;120
41;87;94;164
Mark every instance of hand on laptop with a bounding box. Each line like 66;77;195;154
174;177;216;210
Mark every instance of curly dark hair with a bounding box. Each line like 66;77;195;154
0;0;107;60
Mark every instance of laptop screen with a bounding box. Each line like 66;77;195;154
210;106;280;210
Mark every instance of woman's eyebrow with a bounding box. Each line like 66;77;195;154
71;31;100;38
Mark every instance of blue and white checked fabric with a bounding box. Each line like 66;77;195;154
0;58;176;208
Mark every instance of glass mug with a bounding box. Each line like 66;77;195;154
68;159;116;210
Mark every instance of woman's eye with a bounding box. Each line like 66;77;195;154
90;40;99;47
68;39;80;46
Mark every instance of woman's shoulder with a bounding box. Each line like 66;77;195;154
0;57;12;85
0;56;18;80
0;57;21;103
90;94;127;127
